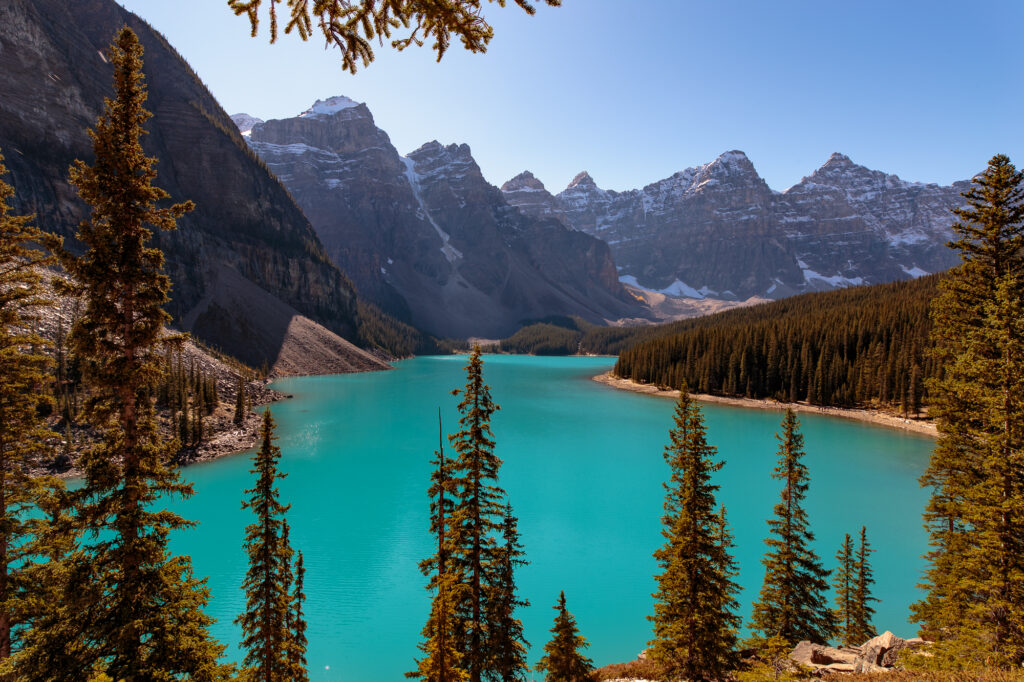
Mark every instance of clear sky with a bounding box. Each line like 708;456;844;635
116;0;1022;193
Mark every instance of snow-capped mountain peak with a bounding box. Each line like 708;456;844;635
299;95;362;118
230;113;263;136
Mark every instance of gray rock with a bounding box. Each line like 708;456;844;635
514;150;970;302
790;641;858;667
245;101;644;338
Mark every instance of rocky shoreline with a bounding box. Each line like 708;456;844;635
592;372;937;437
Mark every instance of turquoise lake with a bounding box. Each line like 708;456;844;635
165;355;933;680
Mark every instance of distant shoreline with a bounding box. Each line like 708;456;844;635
592;372;938;437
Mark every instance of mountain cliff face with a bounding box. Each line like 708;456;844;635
503;151;966;300
241;99;640;338
0;0;377;371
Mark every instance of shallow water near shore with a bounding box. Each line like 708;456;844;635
168;355;933;680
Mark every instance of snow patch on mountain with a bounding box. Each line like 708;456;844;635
619;274;709;300
401;156;463;263
300;96;361;118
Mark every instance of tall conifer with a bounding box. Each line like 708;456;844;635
912;154;1024;666
0;150;63;662
750;410;834;644
832;534;856;646
237;410;295;680
411;409;468;682
851;526;876;644
485;503;530;681
448;347;506;682
649;384;740;680
535;592;593;682
20;28;228;679
287;551;310;681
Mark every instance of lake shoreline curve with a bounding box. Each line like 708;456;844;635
592;372;937;437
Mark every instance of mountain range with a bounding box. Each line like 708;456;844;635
502;151;967;301
234;99;640;339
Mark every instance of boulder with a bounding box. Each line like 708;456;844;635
790;641;858;667
853;631;931;670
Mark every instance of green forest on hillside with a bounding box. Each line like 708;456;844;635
615;276;940;411
493;276;941;413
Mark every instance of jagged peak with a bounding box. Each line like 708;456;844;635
501;171;547;193
299;95;363;118
567;171;598;191
715;149;752;165
408;140;473;160
230;113;263;135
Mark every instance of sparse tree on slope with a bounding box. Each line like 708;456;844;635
912;154;1024;667
18;28;229;680
750;410;835;645
535;591;593;682
649;383;741;680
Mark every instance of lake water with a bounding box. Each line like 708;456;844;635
167;355;933;681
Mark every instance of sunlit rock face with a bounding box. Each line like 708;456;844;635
244;100;641;338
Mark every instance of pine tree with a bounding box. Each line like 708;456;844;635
750;409;835;645
832;534;856;646
448;347;506;682
234;375;246;425
286;550;310;682
485;503;530;681
17;28;228;680
649;384;741;680
850;526;876;644
0;149;62;661
237;409;294;680
535;592;593;682
410;409;468;682
912;154;1024;666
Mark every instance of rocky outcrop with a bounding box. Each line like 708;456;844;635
242;99;643;338
503;152;967;301
788;632;931;675
0;0;366;369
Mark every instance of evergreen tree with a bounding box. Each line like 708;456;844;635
851;526;876;644
237;409;294;680
649;384;741;680
234;375;246;425
19;28;228;679
286;550;310;682
0;149;62;661
535;592;593;682
750;410;835;644
485;503;530;681
448;347;506;682
230;0;561;74
410;409;468;682
912;154;1024;667
832;534;855;646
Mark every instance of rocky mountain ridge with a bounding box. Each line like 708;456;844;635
0;0;380;373
237;99;642;338
503;151;967;300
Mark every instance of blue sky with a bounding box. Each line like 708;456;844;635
117;0;1022;193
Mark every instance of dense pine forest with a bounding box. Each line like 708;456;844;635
613;276;940;411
